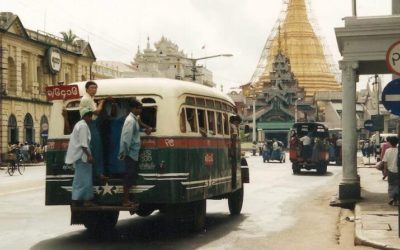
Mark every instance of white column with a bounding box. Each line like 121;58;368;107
393;0;400;14
340;61;359;183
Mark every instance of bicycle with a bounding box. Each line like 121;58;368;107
6;151;25;176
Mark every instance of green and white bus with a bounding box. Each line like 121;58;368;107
45;78;249;232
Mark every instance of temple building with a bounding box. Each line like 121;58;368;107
131;37;215;87
241;0;342;141
247;0;341;97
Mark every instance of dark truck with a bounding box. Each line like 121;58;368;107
289;122;329;174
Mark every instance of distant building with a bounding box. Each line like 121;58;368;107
92;61;137;79
0;12;95;160
132;36;215;87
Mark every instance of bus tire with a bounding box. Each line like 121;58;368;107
228;187;244;215
83;211;119;233
292;163;300;174
136;204;154;217
190;199;206;232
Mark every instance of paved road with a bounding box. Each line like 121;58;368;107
0;155;367;250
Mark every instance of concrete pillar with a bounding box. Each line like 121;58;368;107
393;0;400;14
339;61;360;200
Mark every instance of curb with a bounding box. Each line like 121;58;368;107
354;204;397;250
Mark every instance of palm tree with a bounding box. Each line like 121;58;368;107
60;29;77;45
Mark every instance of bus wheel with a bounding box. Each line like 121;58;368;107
190;199;206;232
83;211;119;233
228;187;244;215
292;163;300;174
136;204;154;217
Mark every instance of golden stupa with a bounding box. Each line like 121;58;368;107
249;0;341;97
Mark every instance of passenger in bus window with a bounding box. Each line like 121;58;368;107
119;99;152;207
197;109;207;137
207;111;216;135
79;81;107;184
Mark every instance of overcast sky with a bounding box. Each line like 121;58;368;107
0;0;393;91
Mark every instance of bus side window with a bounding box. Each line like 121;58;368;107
63;109;80;135
223;113;229;135
186;108;198;132
216;112;223;135
197;109;207;135
180;108;187;133
207;110;216;135
141;106;157;129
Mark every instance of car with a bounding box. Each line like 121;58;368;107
289;122;330;175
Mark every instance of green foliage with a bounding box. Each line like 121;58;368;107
60;29;77;45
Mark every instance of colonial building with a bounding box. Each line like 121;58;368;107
131;36;215;87
92;60;137;79
0;12;95;160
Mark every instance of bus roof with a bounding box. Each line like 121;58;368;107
70;78;234;105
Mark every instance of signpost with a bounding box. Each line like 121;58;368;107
363;119;374;131
382;78;400;116
45;85;80;101
386;40;400;75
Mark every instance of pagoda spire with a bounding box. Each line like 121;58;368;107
249;0;340;97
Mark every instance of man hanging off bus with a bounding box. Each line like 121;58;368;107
119;99;153;207
79;81;107;184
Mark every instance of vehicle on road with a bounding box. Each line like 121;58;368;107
6;148;25;176
328;128;342;165
289;122;329;175
45;78;249;233
262;140;285;163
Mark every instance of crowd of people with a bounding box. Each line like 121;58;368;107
7;142;46;163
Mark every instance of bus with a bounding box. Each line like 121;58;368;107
45;78;249;232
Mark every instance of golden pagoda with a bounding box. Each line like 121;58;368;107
249;0;341;97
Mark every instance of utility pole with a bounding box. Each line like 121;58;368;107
352;0;357;16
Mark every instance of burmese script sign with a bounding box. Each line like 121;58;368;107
46;85;80;100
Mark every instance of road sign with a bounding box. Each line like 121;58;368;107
386;40;400;75
382;78;400;116
364;120;374;131
45;85;80;101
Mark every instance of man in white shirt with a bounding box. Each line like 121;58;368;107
65;108;95;206
300;132;313;159
383;136;399;206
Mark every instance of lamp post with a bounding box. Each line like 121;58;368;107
294;98;301;122
187;54;233;81
372;74;381;159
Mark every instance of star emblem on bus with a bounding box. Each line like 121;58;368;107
95;182;116;195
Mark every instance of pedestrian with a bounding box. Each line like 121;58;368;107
79;80;107;183
382;136;399;206
65;107;96;207
119;99;152;207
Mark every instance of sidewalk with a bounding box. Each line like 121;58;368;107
355;156;400;249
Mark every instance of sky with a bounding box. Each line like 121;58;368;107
0;0;393;92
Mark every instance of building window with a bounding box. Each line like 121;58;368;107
40;115;49;145
7;57;17;95
8;114;18;144
24;113;34;144
21;62;28;92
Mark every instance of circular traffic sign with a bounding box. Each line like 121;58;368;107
382;78;400;116
363;120;374;131
386;40;400;75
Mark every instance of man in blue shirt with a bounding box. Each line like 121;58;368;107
119;99;152;207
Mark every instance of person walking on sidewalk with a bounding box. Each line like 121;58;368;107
383;136;399;206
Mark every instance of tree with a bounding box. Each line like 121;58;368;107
60;29;77;45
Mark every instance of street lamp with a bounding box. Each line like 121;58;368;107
187;54;233;81
294;98;301;122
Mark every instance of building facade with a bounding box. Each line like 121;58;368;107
0;12;95;160
132;36;215;87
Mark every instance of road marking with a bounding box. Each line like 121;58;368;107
0;185;44;197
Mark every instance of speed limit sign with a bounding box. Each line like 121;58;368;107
386;40;400;75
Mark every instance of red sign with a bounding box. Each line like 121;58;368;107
46;85;80;100
386;40;400;75
204;152;214;167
